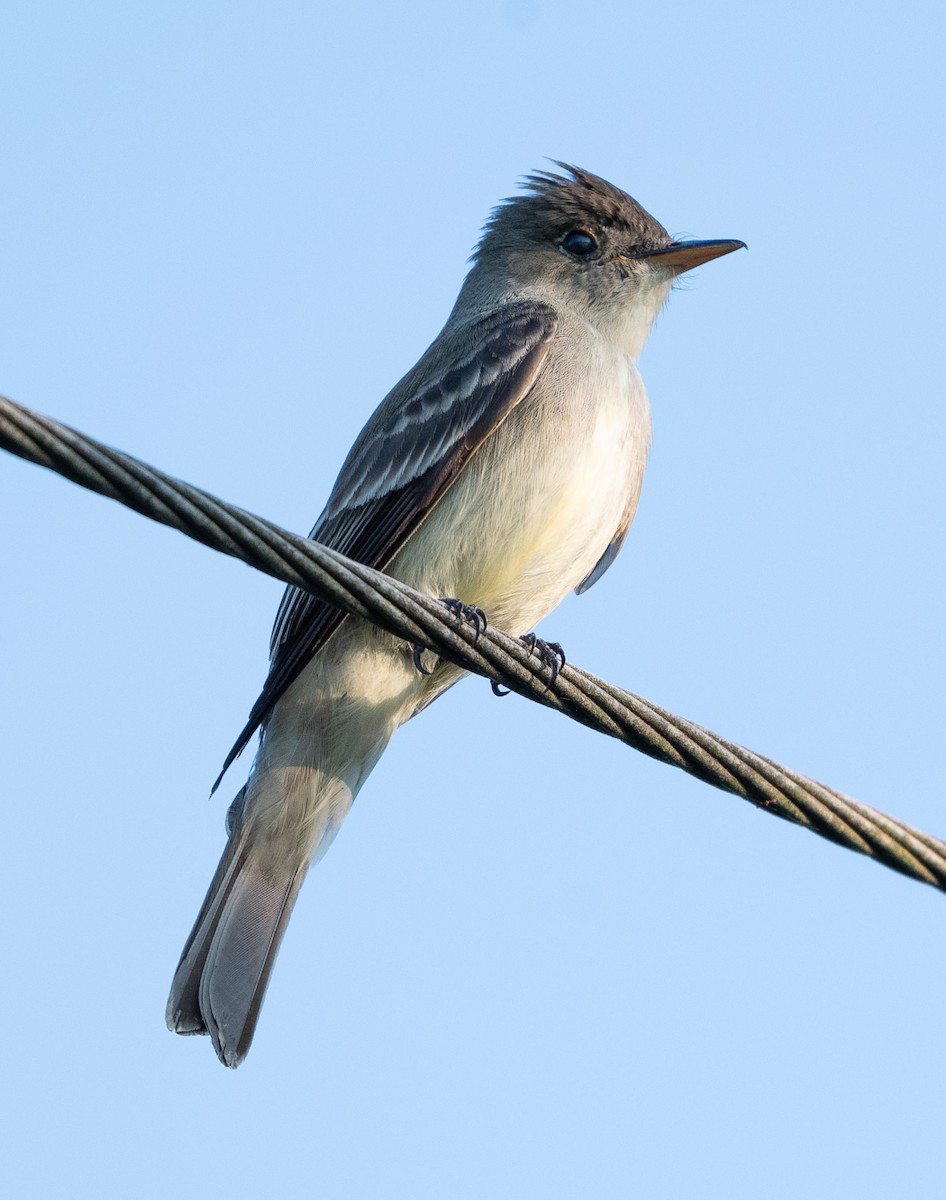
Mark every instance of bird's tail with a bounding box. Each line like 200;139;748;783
166;769;351;1068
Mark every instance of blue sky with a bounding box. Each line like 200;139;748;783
2;2;944;1196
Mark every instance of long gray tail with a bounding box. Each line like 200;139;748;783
166;787;310;1069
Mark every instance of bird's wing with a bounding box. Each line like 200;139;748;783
214;300;558;788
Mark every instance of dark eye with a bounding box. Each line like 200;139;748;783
560;229;598;258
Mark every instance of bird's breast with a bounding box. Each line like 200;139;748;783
392;334;651;636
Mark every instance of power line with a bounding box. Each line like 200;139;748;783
3;392;944;892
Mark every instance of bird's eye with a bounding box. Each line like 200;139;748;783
560;229;598;258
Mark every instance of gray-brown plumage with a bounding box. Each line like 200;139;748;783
167;163;743;1066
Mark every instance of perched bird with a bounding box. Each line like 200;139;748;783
166;163;744;1067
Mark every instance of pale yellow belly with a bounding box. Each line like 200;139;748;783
390;344;650;637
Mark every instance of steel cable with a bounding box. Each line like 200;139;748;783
2;392;944;892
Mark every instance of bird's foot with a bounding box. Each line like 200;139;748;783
521;632;566;687
412;642;433;676
442;597;489;638
490;632;566;696
411;597;490;676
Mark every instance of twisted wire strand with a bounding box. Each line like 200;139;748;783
2;392;944;892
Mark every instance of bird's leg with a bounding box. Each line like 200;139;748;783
490;632;567;697
442;597;489;638
411;597;490;676
520;633;566;688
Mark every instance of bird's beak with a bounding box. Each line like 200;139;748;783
640;238;746;274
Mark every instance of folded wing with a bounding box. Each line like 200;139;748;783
213;301;558;788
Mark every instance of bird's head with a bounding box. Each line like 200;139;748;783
468;163;744;358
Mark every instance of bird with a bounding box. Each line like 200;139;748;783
166;163;744;1066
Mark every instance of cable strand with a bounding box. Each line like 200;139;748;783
2;392;944;893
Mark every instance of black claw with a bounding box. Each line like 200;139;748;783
521;633;566;689
490;632;565;697
414;598;490;679
544;641;565;688
442;597;488;640
412;643;433;675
